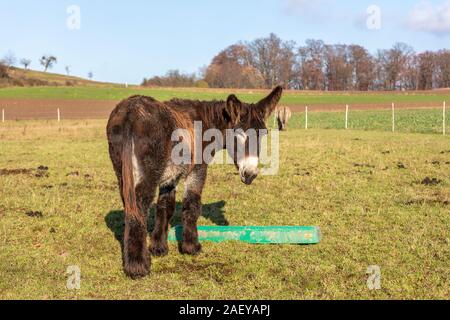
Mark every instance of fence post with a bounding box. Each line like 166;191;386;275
273;107;277;128
345;105;349;129
392;103;395;133
305;106;308;130
444;101;447;136
57;108;61;122
2;109;4;123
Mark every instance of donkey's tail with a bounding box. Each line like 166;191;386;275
122;125;140;219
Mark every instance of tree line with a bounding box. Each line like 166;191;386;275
142;69;208;88
142;33;450;91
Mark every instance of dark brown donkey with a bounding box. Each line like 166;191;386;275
107;86;283;278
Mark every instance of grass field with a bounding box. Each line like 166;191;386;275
1;86;450;106
288;109;449;134
0;119;448;299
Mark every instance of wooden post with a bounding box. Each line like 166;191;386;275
57;108;61;122
345;105;349;129
2;109;4;123
392;103;395;133
444;101;447;136
305;106;308;130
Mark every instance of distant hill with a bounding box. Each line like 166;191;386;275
0;66;127;88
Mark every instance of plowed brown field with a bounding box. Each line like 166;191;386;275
0;98;444;120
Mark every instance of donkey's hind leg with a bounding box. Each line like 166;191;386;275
122;138;167;279
150;185;176;257
122;181;154;279
179;165;207;255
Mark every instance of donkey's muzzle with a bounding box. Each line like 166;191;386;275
241;168;258;185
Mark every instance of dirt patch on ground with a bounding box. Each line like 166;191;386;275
0;168;33;176
25;211;44;218
0;166;49;178
420;177;443;186
0;98;445;120
353;163;375;168
405;198;449;206
397;162;407;169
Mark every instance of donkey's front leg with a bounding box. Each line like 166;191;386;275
180;165;207;255
150;185;176;257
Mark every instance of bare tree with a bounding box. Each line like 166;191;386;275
297;39;326;90
20;58;32;70
40;55;57;72
435;50;450;88
205;44;262;88
348;45;375;91
277;41;297;89
404;54;419;90
65;66;71;76
416;52;435;90
248;33;295;88
88;71;94;80
384;43;415;90
1;51;17;71
324;44;353;91
373;49;389;90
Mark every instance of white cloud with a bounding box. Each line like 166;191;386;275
408;0;450;36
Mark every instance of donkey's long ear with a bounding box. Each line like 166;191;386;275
256;86;283;120
224;94;242;126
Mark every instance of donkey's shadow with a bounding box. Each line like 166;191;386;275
105;201;228;250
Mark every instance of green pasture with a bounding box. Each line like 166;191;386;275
0;86;449;106
287;108;448;134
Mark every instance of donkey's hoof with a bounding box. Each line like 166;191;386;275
124;259;150;279
179;242;202;256
150;244;169;257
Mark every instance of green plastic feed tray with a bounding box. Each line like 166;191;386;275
168;226;321;245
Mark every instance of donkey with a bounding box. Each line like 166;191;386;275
106;86;283;278
275;106;292;131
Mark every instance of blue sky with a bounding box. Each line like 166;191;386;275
1;0;450;84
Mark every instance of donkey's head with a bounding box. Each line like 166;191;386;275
223;86;283;185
